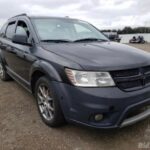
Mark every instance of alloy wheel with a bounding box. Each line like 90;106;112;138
37;84;55;121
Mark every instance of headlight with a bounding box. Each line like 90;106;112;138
65;68;115;87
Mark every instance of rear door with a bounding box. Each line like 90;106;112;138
0;20;17;70
0;22;8;61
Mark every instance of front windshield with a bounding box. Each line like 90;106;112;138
31;18;108;42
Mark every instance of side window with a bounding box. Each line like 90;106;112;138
0;23;7;37
15;21;30;38
5;22;16;39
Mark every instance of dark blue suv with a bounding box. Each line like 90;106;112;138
0;14;150;128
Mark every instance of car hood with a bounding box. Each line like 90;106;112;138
41;42;150;71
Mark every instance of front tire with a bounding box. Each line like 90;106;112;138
35;76;65;127
0;62;11;81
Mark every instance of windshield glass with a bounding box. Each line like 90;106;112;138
31;18;108;42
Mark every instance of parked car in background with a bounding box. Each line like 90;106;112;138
129;36;146;44
0;14;150;129
102;32;121;42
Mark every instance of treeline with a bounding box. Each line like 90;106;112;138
101;27;150;34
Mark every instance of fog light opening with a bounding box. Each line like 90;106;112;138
94;114;103;122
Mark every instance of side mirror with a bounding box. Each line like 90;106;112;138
12;34;31;46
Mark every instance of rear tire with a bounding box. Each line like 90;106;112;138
35;76;66;127
0;62;12;81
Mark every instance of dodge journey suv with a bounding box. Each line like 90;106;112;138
0;14;150;129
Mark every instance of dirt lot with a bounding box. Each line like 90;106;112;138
0;44;150;150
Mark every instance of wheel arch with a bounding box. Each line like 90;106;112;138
30;60;62;93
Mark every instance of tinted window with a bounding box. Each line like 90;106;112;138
16;21;30;37
0;23;7;37
6;22;16;39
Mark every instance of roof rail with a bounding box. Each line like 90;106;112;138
10;13;27;19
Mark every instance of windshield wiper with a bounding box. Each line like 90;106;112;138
41;39;72;43
74;38;108;42
41;38;108;43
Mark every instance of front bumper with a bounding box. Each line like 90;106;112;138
52;81;150;129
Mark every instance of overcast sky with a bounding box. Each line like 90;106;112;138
0;0;150;29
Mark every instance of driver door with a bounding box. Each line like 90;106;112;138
10;20;36;83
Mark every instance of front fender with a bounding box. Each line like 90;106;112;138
29;60;62;82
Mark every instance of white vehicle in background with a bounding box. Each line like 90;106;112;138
102;32;121;42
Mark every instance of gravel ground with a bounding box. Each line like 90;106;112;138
0;44;150;150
